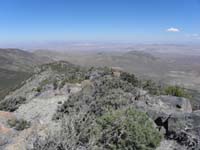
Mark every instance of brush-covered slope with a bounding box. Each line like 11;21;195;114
0;61;199;150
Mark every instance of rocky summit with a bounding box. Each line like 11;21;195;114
0;61;199;150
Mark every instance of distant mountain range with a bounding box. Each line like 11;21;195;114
0;48;51;72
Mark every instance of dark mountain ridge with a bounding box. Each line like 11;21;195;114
0;48;51;72
0;48;52;99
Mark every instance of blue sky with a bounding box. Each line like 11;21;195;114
0;0;200;44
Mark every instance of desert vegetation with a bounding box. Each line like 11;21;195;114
29;64;162;150
0;96;26;112
0;61;197;150
31;108;161;150
7;118;31;131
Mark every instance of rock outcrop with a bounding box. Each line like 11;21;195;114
134;94;199;149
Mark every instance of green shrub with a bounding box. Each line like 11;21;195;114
164;86;191;99
93;108;162;150
7;118;31;131
120;72;141;87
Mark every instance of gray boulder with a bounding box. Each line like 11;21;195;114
134;95;192;122
159;96;192;113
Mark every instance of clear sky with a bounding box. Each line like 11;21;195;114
0;0;200;44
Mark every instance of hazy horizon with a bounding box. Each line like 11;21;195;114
1;41;200;52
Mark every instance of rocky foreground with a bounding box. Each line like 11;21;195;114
0;61;200;150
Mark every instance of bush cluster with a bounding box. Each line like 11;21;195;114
120;71;141;87
31;107;161;150
164;86;191;99
7;118;31;131
94;108;162;149
0;96;26;112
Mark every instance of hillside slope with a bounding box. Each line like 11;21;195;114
0;48;51;72
0;61;199;150
0;48;52;99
